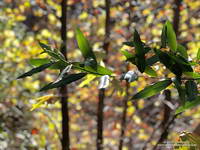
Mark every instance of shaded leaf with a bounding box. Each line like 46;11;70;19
39;42;66;63
133;29;144;55
17;63;54;79
146;55;159;66
173;78;186;102
135;55;146;73
123;41;134;47
185;81;198;101
131;79;172;100
40;73;87;91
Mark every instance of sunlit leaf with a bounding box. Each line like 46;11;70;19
161;24;167;48
29;58;50;66
177;44;188;59
144;66;157;77
30;94;55;111
17;62;54;79
165;21;177;51
79;74;96;87
73;63;113;76
197;48;200;61
131;79;172;100
175;96;200;114
183;72;200;79
40;73;87;91
75;28;96;61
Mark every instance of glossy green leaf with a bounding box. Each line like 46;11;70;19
185;81;198;101
131;79;172;100
144;66;157;77
29;58;50;67
165;21;177;51
75;28;96;61
17;63;54;79
197;48;200;61
40;73;87;91
175;96;200;114
177;44;188;59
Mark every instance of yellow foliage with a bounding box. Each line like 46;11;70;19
30;94;55;111
79;74;96;88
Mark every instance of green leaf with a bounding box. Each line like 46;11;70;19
197;48;200;61
131;79;172;100
175;96;200;114
165;21;177;51
17;63;54;79
40;73;87;91
30;94;55;111
155;49;182;76
39;42;66;63
121;50;134;59
75;28;96;61
29;58;50;66
183;72;200;79
185;81;198;101
49;61;68;70
133;29;144;56
73;63;113;76
123;41;134;47
177;44;188;59
146;55;159;66
161;24;167;48
135;55;146;73
173;78;186;102
144;66;157;77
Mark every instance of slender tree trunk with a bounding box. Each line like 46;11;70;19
118;81;129;150
60;0;70;150
119;1;132;149
173;0;182;37
97;0;110;150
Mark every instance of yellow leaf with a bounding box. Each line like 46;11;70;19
30;94;55;111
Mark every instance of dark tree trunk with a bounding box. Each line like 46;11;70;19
97;0;110;150
60;0;70;150
173;0;182;37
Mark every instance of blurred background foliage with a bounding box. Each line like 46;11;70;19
0;0;200;149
